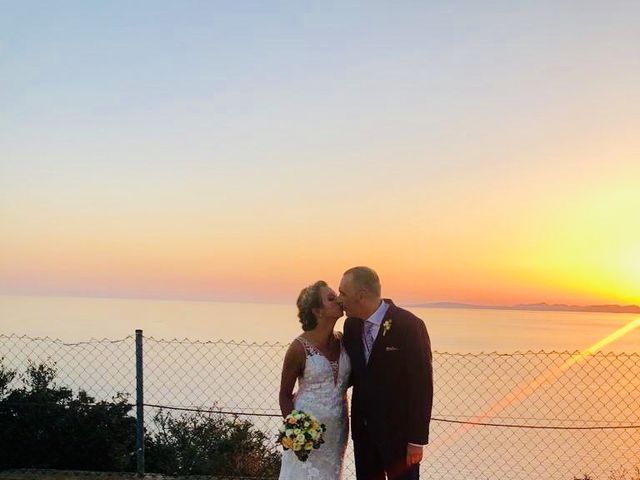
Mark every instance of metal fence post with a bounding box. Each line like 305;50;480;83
135;329;145;475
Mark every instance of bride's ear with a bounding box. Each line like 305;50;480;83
311;308;322;321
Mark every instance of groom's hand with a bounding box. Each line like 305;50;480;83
406;444;423;466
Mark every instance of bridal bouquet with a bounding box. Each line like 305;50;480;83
277;409;326;461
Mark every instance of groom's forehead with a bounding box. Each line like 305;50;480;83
339;274;354;292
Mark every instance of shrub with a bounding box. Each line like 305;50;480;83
0;360;136;471
0;358;281;476
145;408;281;476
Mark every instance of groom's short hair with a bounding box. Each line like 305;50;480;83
344;266;381;297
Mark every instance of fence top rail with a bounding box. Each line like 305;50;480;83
1;333;640;357
0;334;134;346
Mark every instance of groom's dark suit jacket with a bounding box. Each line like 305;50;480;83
343;299;433;449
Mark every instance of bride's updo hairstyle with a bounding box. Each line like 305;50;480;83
296;280;328;331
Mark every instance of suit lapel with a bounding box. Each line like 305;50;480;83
353;318;367;373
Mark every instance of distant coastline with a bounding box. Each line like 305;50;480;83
410;302;640;314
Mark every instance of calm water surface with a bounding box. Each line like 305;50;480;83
1;295;638;352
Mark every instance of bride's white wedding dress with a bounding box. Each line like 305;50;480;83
278;333;351;480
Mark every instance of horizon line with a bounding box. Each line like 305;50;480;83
1;291;637;311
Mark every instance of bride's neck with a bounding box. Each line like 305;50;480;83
307;324;335;346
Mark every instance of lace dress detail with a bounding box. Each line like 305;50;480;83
298;336;341;386
278;333;351;480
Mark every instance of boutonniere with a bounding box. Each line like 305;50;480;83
382;319;392;336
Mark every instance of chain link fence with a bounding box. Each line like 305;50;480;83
1;332;639;479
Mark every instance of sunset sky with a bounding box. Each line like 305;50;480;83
1;2;638;305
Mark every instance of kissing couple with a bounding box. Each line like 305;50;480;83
278;266;434;480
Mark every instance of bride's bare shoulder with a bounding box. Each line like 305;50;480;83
286;336;306;356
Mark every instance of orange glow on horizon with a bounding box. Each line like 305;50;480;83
1;152;638;305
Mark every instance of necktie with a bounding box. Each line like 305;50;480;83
363;321;376;363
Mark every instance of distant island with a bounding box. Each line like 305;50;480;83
410;302;640;314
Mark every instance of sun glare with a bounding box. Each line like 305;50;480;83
431;317;640;450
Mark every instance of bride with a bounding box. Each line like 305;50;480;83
278;280;351;480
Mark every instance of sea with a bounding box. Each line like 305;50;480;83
1;295;638;352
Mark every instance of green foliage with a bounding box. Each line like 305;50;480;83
0;358;281;476
0;360;136;471
0;357;17;397
145;409;281;476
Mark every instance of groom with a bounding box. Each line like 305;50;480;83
339;266;433;480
